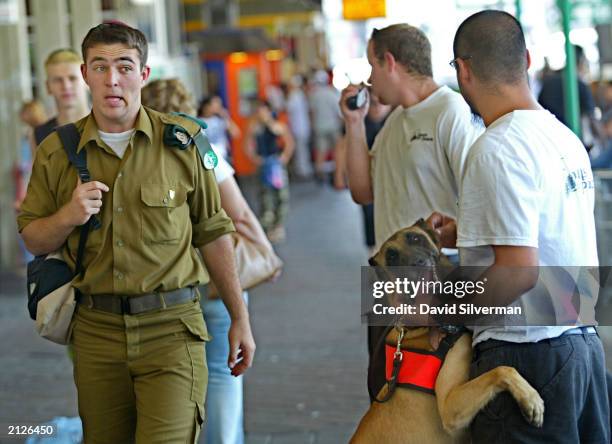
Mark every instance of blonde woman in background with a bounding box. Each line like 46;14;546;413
143;78;272;444
16;100;47;210
14;100;47;264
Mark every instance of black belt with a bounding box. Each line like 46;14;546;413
77;287;197;315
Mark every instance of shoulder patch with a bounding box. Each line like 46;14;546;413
159;113;201;136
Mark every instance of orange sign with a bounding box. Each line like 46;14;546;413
343;0;386;20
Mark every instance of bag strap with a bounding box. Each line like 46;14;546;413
56;123;94;278
57;124;90;182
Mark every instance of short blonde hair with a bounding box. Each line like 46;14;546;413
141;78;196;115
20;100;48;127
44;48;82;73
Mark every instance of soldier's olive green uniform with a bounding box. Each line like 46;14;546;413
18;107;235;444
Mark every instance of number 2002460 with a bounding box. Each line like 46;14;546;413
7;425;55;435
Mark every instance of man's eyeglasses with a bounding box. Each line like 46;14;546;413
449;56;472;70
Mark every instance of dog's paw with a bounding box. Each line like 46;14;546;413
517;387;544;427
508;373;545;427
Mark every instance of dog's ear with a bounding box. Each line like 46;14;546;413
415;218;441;248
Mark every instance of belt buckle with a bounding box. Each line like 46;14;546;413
120;296;131;315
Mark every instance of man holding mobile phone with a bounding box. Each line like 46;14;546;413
340;23;482;401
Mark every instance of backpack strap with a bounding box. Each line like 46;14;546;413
55;123;96;277
56;124;90;182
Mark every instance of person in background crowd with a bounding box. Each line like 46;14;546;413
589;109;612;169
434;10;609;442
286;75;313;179
14;100;47;265
18;22;254;443
15;100;47;211
34;48;89;145
265;83;286;116
198;95;240;162
245;100;295;243
538;45;602;149
143;77;271;444
334;89;392;257
309;70;342;182
340;23;481;402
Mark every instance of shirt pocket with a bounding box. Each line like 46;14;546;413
140;183;188;244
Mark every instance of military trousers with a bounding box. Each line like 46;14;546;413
71;298;210;444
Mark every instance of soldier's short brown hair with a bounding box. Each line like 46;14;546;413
82;21;148;69
370;24;432;78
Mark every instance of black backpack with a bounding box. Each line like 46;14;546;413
26;124;98;320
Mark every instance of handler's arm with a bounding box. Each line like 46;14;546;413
340;85;373;204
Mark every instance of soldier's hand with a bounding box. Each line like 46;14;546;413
64;179;109;227
228;317;256;377
339;84;369;124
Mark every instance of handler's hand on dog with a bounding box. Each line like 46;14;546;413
426;212;457;248
228;318;256;377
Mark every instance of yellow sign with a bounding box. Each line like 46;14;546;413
343;0;386;20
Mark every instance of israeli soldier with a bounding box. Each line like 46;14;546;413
17;22;255;444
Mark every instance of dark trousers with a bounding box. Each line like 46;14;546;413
470;332;610;444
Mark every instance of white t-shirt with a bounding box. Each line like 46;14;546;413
201;116;230;161
287;89;311;138
213;146;234;183
98;129;135;158
457;110;598;345
371;85;482;250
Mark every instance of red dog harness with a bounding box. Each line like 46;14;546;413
384;345;443;394
380;329;465;400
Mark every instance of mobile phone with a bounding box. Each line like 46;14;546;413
346;88;367;110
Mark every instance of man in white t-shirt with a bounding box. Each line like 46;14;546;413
310;70;342;180
430;10;609;442
286;75;313;179
340;23;482;401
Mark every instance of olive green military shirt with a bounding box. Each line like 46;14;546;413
18;106;235;295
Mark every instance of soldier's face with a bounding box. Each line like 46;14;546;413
81;44;150;131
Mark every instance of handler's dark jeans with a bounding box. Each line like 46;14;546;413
470;331;610;444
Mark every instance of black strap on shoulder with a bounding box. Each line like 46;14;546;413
434;328;467;360
56;124;101;233
57;124;90;182
55;124;95;277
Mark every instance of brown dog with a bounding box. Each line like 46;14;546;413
350;220;544;444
